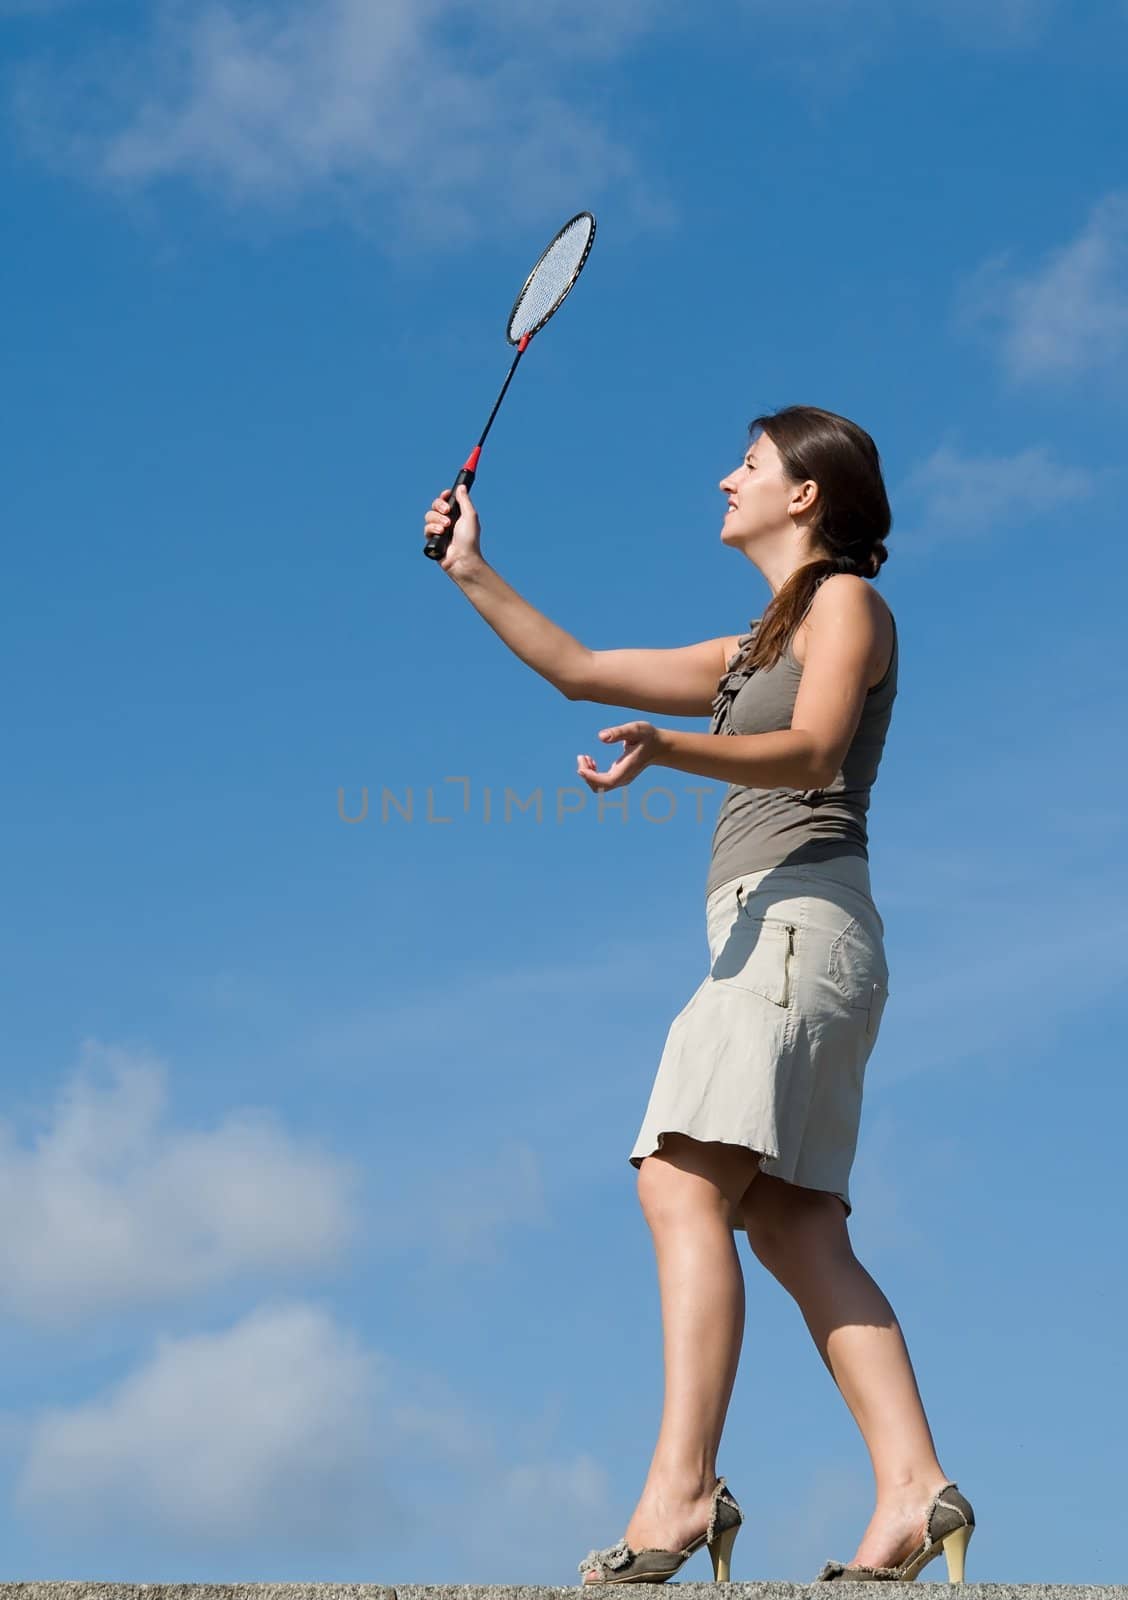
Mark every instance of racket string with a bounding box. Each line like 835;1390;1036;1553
508;213;594;341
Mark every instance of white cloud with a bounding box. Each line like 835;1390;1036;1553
13;1301;388;1545
896;441;1100;551
11;1294;610;1564
0;1038;359;1326
5;0;1074;235
10;0;667;238
956;190;1128;380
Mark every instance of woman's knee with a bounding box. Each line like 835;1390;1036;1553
636;1134;760;1223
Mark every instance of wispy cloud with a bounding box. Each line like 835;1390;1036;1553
0;1039;360;1326
895;442;1103;552
956;190;1128;380
13;1302;389;1546
11;1292;612;1568
9;0;670;239
5;0;1072;237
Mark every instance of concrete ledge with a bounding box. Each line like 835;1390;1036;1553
1;1585;1125;1599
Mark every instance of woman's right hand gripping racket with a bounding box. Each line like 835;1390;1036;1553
423;483;482;573
422;210;596;564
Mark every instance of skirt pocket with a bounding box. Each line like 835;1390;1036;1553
710;907;796;1009
826;913;890;1039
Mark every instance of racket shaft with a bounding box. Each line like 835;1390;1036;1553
422;339;528;562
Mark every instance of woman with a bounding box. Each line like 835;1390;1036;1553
421;405;974;1587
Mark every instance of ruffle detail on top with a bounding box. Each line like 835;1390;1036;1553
709;615;823;803
710;619;761;735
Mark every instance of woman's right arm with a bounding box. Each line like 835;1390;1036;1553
424;486;740;715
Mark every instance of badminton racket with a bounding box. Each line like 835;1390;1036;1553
423;210;597;562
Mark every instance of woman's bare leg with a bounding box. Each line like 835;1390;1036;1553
741;1173;950;1569
582;1134;758;1581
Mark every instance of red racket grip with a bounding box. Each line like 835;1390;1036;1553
423;465;476;561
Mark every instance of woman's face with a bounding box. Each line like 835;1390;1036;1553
719;431;817;550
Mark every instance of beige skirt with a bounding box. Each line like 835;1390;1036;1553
628;855;889;1221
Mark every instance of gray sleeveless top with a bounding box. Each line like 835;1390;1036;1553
704;591;898;898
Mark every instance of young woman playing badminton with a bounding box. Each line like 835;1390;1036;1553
421;404;975;1587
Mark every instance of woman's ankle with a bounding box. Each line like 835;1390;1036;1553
873;1466;950;1508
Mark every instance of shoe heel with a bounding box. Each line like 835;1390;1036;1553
708;1522;739;1582
942;1524;972;1582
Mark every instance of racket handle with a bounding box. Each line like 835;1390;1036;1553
423;466;476;561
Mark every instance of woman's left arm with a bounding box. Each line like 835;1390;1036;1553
578;576;884;793
653;726;829;789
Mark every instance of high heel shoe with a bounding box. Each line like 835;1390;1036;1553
577;1476;744;1585
812;1481;975;1583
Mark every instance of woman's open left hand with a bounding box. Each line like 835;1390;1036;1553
577;722;662;792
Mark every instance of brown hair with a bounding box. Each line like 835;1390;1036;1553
736;405;892;673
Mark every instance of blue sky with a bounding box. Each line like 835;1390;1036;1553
2;0;1127;1584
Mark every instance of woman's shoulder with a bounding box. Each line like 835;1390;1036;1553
792;578;895;680
810;571;893;618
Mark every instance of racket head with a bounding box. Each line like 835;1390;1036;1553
506;210;596;345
